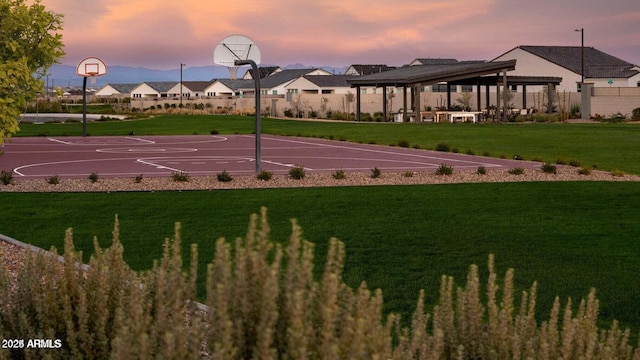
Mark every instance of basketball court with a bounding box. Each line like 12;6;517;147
1;135;541;179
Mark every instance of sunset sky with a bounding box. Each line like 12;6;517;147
41;0;640;70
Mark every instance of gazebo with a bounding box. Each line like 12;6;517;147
346;60;562;122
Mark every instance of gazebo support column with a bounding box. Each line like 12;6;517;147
476;83;482;111
382;85;388;122
356;86;361;121
403;85;408;122
522;85;527;110
547;83;554;114
414;84;421;122
446;83;452;110
502;71;509;121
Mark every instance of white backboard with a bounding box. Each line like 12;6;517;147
214;35;261;66
76;57;107;77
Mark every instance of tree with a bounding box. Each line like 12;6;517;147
0;0;64;145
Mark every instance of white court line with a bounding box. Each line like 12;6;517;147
260;159;314;170
136;159;183;172
256;135;499;167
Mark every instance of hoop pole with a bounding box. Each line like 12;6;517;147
82;76;87;137
235;59;261;172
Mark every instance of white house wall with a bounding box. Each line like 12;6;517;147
204;82;236;96
493;47;582;92
95;85;120;96
131;83;161;98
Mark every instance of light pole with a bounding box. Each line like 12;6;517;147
180;63;185;107
575;28;584;86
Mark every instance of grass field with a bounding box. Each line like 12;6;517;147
2;182;640;332
15;114;640;174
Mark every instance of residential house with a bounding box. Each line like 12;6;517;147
130;82;178;98
95;83;138;97
345;64;396;76
242;66;281;80
167;81;215;98
492;45;640;92
204;79;254;97
260;68;332;96
284;75;356;95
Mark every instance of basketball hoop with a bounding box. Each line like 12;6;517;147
76;56;108;137
214;35;263;172
228;66;240;80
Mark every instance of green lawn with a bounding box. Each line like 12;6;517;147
15;115;640;174
2;182;640;332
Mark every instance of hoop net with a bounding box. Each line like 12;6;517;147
228;66;240;80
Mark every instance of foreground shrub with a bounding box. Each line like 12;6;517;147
88;172;99;183
477;166;487;175
370;167;381;178
1;210;639;359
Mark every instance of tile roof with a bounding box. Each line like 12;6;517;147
106;83;138;93
181;81;215;92
216;79;254;90
302;75;357;87
518;46;639;78
143;82;178;92
260;69;319;88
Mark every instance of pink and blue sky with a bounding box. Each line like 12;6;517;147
41;0;640;69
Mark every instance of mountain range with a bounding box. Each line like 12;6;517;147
45;63;348;89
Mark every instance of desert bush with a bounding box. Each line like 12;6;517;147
370;167;381;178
435;163;454;175
403;171;414;177
1;210;640;359
578;167;592;175
288;166;306;180
332;169;346;179
256;170;273;181
477;166;487;175
435;142;450;152
632;107;640;121
0;170;14;185
541;163;557;174
217;170;233;182
610;169;625;177
508;167;526;175
134;174;144;183
47;175;61;185
88;172;99;183
569;159;581;167
397;139;410;148
172;171;189;182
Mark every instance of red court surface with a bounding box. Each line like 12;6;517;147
0;135;540;179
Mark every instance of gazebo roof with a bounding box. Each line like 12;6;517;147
347;60;518;87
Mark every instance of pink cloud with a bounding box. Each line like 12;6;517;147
39;0;640;69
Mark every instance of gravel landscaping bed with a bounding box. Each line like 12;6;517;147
1;167;638;193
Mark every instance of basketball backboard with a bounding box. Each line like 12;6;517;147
76;57;107;77
214;35;261;67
